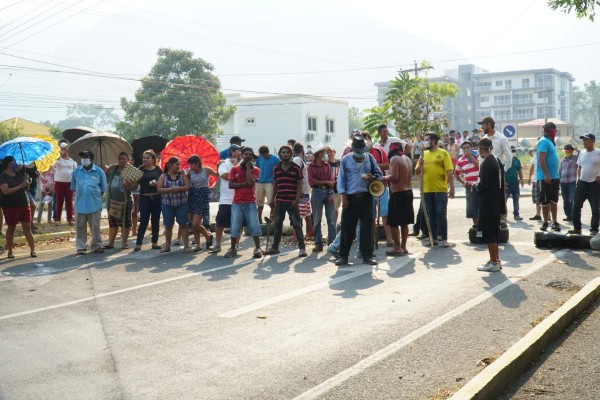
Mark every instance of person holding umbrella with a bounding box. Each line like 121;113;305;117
71;151;107;255
103;152;137;250
187;154;218;252
157;157;191;253
0;156;36;258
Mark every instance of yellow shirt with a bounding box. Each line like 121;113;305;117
419;148;453;193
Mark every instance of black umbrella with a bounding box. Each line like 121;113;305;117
131;135;169;166
62;126;97;143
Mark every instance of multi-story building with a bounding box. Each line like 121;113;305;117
218;94;349;153
374;64;575;137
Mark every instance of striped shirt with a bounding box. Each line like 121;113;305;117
454;153;480;183
559;154;578;183
161;172;188;206
273;162;303;203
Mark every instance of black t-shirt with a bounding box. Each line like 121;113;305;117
477;155;503;215
138;167;162;195
0;172;29;207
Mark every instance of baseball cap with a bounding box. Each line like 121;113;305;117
510;146;517;152
229;144;241;152
229;135;245;144
78;150;94;158
579;133;596;141
564;144;575;151
477;116;495;125
472;129;479;133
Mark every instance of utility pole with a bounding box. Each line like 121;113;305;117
398;60;434;77
535;88;554;123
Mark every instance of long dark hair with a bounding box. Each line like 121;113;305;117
1;156;15;172
187;154;203;169
163;157;180;174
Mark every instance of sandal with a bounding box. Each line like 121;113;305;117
102;244;114;249
182;247;192;253
193;246;203;253
76;250;86;255
7;253;14;259
159;248;171;253
121;243;130;250
253;247;264;258
30;251;38;258
93;248;105;254
133;246;142;252
151;244;162;250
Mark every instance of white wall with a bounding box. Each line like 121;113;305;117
218;94;349;155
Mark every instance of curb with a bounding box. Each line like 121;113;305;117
9;226;111;246
449;276;600;400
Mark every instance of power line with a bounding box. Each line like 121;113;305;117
0;0;28;12
0;0;71;41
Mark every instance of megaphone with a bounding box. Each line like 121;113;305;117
369;180;385;197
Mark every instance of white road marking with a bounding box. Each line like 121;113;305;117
0;251;294;321
291;250;568;400
219;254;421;318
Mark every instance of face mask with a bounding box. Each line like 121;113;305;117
364;139;373;150
322;155;328;162
353;151;366;159
81;158;91;167
11;163;18;172
423;142;432;150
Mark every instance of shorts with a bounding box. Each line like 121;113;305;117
298;194;312;218
2;206;32;225
216;204;232;228
255;183;274;207
478;214;501;244
161;202;189;228
108;201;133;228
387;190;414;227
465;187;479;218
231;203;261;238
539;179;560;206
188;187;210;216
531;180;540;205
375;186;389;217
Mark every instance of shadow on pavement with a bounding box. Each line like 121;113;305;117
481;272;527;309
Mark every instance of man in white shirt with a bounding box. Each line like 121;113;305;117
567;134;600;236
209;145;241;252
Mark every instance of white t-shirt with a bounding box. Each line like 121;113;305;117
577;149;600;183
217;159;235;205
378;137;404;154
293;156;310;195
53;157;77;182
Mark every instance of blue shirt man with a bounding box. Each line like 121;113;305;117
255;150;280;183
536;136;559;181
71;158;107;214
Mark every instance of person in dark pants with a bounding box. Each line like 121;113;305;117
264;145;307;257
504;146;524;220
475;139;504;272
559;144;579;222
134;150;163;251
335;134;382;266
567;134;600;236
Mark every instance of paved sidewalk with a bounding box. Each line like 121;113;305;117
500;298;600;399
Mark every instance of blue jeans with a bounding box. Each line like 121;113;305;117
504;182;520;216
328;224;361;255
311;188;336;246
231;203;261;238
560;181;576;220
136;194;161;245
423;192;448;241
161;202;189;228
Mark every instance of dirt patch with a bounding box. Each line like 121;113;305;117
545;278;581;292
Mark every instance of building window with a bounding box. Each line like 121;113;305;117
522;78;530;88
326;119;335;134
496;109;511;120
514;93;533;104
505;80;512;89
495;80;503;86
477;82;492;92
494;95;511;105
307;116;317;132
480;96;489;103
245;117;256;126
514;108;534;119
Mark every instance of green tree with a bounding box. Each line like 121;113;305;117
39;120;64;140
56;104;120;131
116;48;235;142
0;123;20;143
363;62;458;139
572;81;600;134
348;106;364;132
548;0;600;20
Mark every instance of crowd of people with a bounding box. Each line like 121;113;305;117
1;119;599;273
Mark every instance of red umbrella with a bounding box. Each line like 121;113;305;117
161;135;220;188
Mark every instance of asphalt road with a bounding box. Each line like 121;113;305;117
1;191;599;400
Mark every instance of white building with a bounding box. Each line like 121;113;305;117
218;94;349;154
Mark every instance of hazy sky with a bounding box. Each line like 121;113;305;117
1;0;599;125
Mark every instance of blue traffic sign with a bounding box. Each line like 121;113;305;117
503;125;516;138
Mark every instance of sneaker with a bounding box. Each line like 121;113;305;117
563;217;572;222
363;256;377;265
551;222;561;232
514;215;523;221
567;228;581;235
540;222;549;232
408;232;418;237
416;234;427;240
590;229;599;236
298;249;308;257
438;240;450;248
529;215;542;221
477;261;501;272
423;240;438;247
209;244;222;253
313;245;323;252
264;248;280;255
223;248;237;258
328;248;340;259
335;257;349;266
